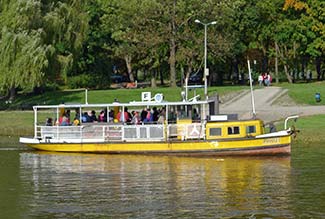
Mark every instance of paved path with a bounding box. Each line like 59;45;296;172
219;86;325;122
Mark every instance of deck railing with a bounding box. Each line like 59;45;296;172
37;123;205;142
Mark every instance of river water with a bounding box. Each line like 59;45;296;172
1;140;325;218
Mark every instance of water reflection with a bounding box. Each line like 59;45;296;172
19;152;292;218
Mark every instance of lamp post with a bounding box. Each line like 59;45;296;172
195;19;217;99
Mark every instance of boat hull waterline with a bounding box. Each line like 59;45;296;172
20;135;291;156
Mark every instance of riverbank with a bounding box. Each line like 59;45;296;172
0;82;324;144
0;111;324;146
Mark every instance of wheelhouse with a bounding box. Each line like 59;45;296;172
206;120;264;140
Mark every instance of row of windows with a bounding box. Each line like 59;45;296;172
210;125;256;136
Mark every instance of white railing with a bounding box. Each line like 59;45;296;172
37;123;205;142
168;123;205;140
37;124;166;142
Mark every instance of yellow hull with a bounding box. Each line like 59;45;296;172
24;135;291;156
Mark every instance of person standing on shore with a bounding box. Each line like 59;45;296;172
258;74;263;86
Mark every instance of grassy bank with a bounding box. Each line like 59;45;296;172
1;81;324;110
0;82;324;139
0;86;248;136
276;114;325;144
1;85;248;110
0;110;324;145
293;114;325;144
279;81;325;105
0;111;34;136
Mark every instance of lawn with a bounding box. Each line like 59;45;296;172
294;114;325;143
275;114;325;144
1;82;324;139
279;81;325;105
0;111;34;136
0;85;248;136
2;85;248;109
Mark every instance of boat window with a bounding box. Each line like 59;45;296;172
210;128;221;136
246;125;256;134
228;126;240;135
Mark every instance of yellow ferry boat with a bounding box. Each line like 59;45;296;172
19;90;298;156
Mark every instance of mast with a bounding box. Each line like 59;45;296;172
247;60;256;118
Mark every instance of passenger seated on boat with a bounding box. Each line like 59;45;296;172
98;110;106;122
269;122;276;133
157;108;166;124
75;109;80;121
60;116;69;126
157;113;165;124
66;109;71;121
140;108;148;122
153;107;159;122
117;108;130;122
109;109;114;122
58;113;70;125
168;109;177;123
82;112;91;123
192;108;200;122
73;117;80;126
131;111;141;124
45;118;53;126
126;107;132;123
143;108;153;123
89;110;98;122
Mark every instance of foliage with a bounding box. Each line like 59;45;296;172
75;0;112;87
0;0;324;98
0;0;89;97
67;74;110;90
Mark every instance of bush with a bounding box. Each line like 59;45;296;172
67;74;110;89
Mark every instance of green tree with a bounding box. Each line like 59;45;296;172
75;0;112;89
0;0;89;98
284;0;325;80
0;0;51;98
42;0;89;84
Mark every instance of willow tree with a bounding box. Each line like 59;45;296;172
0;0;89;98
42;0;89;84
0;0;51;98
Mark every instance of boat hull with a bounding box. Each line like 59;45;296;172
20;135;291;156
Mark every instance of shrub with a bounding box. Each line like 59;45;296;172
67;74;110;89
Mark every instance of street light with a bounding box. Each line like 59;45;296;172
195;19;217;99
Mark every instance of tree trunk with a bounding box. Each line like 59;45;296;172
262;46;268;72
124;55;134;82
275;42;279;83
316;56;322;80
135;69;138;81
184;58;193;87
185;66;192;83
9;87;16;100
159;69;164;86
283;64;292;83
169;0;177;87
233;57;240;84
179;66;184;87
151;69;157;88
301;56;305;80
276;43;292;83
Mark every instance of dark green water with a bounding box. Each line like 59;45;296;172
1;138;325;218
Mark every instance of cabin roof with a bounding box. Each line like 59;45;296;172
33;99;214;110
